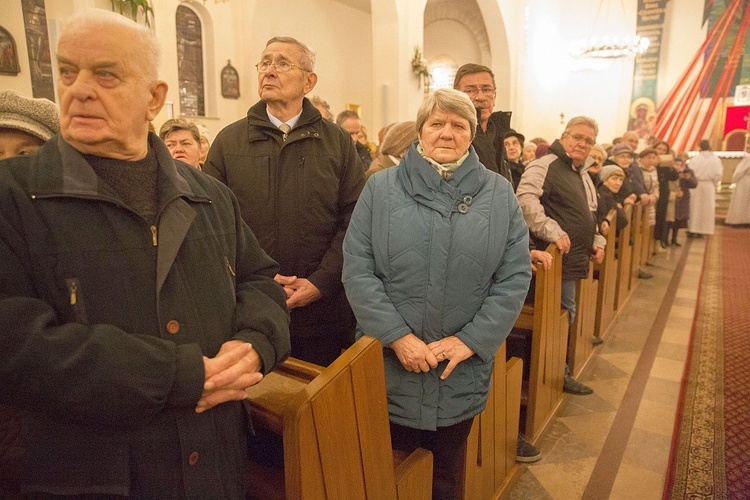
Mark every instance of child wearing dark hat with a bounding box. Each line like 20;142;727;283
597;165;629;236
0;89;60;160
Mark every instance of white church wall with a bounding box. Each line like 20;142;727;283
511;0;638;144
424;18;481;76
239;0;374;132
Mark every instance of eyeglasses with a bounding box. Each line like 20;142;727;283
461;86;496;97
568;133;596;147
255;60;309;73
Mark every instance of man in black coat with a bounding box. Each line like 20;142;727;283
517;116;606;396
454;63;513;183
205;37;365;367
0;9;290;497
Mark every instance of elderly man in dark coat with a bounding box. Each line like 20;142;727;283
205;37;365;367
0;9;290;497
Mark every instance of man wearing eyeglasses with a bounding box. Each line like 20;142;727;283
516;116;606;396
205;37;365;367
454;63;512;183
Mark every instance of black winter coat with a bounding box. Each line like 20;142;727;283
0;134;290;497
517;140;604;280
205;98;365;339
597;184;629;233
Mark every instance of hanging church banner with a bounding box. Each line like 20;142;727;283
628;0;667;137
22;0;54;101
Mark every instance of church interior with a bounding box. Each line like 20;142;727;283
1;0;749;498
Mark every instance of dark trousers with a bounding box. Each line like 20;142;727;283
290;329;351;367
390;418;474;500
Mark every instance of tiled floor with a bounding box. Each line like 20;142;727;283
507;239;706;499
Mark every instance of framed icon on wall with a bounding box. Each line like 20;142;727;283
221;60;239;99
0;26;20;75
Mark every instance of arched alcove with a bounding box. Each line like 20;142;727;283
424;0;491;70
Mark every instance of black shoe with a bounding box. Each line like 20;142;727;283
564;374;593;395
516;436;542;463
672;241;682;247
592;336;604;346
638;268;653;279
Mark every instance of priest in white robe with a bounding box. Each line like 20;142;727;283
725;151;750;225
688;140;723;236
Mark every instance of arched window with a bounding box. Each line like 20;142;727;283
176;5;204;116
429;55;458;91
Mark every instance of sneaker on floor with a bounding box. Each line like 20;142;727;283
672;241;682;247
638;268;653;279
564;374;593;395
516;436;542;463
592;336;604;346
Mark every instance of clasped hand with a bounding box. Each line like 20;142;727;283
388;333;475;380
274;274;322;309
196;340;262;413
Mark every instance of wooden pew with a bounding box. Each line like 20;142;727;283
614;204;634;312
629;204;644;293
640;206;654;268
245;336;433;500
512;243;568;444
568;208;618;377
459;343;523;499
567;261;597;378
594;209;618;339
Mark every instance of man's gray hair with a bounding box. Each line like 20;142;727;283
563;116;599;137
266;36;315;72
335;109;360;126
59;8;160;81
416;88;478;139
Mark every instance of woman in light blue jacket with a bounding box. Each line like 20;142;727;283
342;88;531;499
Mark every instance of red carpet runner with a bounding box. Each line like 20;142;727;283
664;226;750;498
721;227;750;497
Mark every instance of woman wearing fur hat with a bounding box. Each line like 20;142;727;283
0;89;59;497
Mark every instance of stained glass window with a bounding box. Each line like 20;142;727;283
176;5;205;116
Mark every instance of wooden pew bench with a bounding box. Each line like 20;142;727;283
509;243;568;445
459;343;523;499
629;204;645;293
615;204;635;312
594;209;618;339
245;336;433;500
568;209;619;377
567;261;597;379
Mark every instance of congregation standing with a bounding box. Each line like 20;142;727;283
0;8;731;499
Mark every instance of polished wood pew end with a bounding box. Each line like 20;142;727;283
511;244;568;445
459;345;523;499
246;336;433;500
615;204;635;312
567;261;597;379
